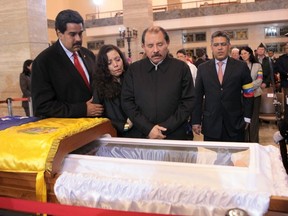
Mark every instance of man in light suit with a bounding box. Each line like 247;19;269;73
192;31;254;142
32;9;103;118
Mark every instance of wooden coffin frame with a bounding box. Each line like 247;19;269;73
267;196;288;215
0;120;116;203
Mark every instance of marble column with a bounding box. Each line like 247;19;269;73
122;0;153;62
0;0;48;116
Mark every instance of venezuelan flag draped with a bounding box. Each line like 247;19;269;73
0;117;108;202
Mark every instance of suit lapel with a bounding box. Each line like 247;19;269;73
56;41;91;92
222;57;233;84
209;60;220;85
78;50;91;76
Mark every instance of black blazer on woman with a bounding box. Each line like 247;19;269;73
19;72;31;115
93;77;130;137
31;40;96;118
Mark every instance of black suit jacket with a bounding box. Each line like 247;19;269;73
276;54;288;88
191;57;253;139
31;40;96;118
121;56;194;140
260;56;272;87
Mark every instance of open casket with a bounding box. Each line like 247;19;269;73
54;137;288;216
0;117;116;203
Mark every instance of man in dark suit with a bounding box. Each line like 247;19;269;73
257;43;272;89
121;26;194;140
32;9;103;118
276;43;288;114
192;31;254;142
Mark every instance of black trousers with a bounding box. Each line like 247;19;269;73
204;123;245;142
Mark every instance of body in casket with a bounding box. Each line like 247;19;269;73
0;118;116;202
55;137;288;216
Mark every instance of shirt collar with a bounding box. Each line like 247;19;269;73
59;39;74;59
149;59;164;71
215;57;228;65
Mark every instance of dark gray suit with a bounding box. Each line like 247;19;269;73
191;57;253;141
31;40;96;118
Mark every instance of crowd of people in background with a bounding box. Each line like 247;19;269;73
18;9;288;143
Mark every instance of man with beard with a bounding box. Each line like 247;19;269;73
31;9;103;118
121;26;194;140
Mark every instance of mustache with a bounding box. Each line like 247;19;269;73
152;53;162;58
73;42;82;46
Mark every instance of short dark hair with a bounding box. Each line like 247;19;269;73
55;9;84;33
211;31;230;44
176;48;187;56
196;49;205;58
141;26;170;44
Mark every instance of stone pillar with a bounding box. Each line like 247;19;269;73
122;0;153;62
0;0;48;116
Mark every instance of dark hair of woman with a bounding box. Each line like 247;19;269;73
93;44;129;99
239;46;258;64
22;59;33;76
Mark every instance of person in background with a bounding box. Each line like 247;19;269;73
257;43;272;89
268;49;281;92
138;51;144;60
192;31;254;142
240;46;263;143
276;43;288;112
230;47;240;60
92;44;132;137
268;49;277;64
31;9;103;118
176;48;197;85
194;49;207;68
121;26;194;140
19;59;33;116
254;49;258;59
191;55;197;64
176;48;197;140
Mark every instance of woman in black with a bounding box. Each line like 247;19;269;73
92;44;132;136
19;59;33;116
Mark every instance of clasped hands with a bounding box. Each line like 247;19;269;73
148;125;167;139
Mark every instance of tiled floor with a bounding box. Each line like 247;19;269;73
259;121;279;146
193;121;279;147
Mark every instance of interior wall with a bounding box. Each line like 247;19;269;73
0;0;48;116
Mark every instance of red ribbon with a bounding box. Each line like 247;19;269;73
0;197;171;216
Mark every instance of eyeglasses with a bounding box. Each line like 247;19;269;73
212;42;228;47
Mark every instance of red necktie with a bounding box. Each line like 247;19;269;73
73;52;90;89
217;61;223;84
